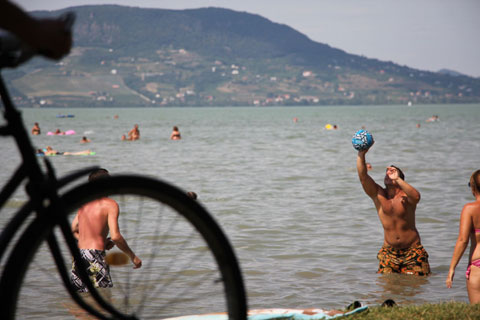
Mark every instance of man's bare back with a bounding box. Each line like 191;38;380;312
71;169;141;269
75;198;115;250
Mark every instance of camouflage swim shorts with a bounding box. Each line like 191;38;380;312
377;244;431;276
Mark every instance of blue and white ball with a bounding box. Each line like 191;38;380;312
352;129;373;151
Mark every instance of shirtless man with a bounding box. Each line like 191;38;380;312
128;124;140;141
70;169;142;292
356;143;430;276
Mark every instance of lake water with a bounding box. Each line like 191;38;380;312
1;104;480;315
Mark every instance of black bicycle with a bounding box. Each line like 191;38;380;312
0;13;246;320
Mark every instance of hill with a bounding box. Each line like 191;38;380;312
437;69;467;77
4;5;480;107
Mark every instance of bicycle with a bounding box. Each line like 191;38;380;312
0;13;247;320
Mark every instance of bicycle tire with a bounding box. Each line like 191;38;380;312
1;175;247;319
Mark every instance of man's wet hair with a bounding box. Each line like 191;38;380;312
187;191;197;200
390;165;405;180
89;168;110;182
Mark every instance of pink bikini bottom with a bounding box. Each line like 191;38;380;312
466;259;480;279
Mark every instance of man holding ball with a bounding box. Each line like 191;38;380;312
356;141;430;276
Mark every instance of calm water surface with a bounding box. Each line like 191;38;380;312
1;104;480;314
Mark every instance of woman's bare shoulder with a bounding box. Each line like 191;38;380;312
463;201;480;214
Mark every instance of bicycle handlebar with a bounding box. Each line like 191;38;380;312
0;12;75;69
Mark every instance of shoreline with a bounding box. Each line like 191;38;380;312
349;301;480;319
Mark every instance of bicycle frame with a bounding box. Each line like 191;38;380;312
1;10;246;315
0;71;94;255
0;12;157;316
0;63;247;319
0;71;128;319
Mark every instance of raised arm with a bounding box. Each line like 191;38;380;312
107;200;142;269
357;149;379;199
388;167;421;205
446;204;473;288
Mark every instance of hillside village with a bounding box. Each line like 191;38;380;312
5;5;480;108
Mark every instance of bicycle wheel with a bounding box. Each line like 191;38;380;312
1;175;247;319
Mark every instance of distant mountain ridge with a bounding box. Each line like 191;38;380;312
6;5;480;107
437;69;468;77
67;5;352;65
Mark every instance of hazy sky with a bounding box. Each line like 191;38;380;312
14;0;480;77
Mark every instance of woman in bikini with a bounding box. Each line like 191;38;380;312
446;170;480;303
170;126;181;140
31;122;41;135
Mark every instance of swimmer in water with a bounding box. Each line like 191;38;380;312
31;122;41;135
356;144;430;275
170;126;181;140
187;191;197;200
128;124;140;141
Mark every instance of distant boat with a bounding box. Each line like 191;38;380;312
56;114;75;118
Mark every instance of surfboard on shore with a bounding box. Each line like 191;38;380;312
162;306;368;320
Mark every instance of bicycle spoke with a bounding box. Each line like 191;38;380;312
136;200;166;313
137;230;207;316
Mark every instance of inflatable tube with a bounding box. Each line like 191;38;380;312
47;130;76;135
37;151;96;157
36;153;58;156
